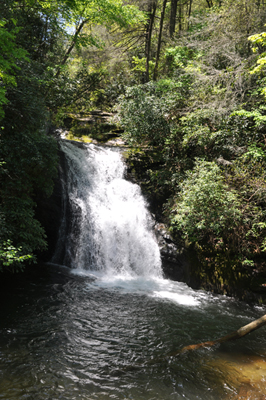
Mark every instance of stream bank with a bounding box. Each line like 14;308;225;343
37;118;266;304
123;147;266;304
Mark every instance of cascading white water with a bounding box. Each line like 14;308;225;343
55;140;162;279
4;144;266;400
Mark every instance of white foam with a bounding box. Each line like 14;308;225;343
59;142;162;278
72;270;206;307
152;290;200;306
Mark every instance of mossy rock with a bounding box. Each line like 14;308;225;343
63;110;123;143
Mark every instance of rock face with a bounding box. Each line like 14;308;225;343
154;222;190;282
35;146;65;261
122;149;192;283
37;139;189;284
37;140;89;264
63;111;123;142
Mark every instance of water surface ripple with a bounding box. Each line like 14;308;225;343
0;265;266;400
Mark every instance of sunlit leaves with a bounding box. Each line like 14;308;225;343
248;30;266;97
170;159;241;242
60;0;145;41
0;240;33;271
118;82;170;146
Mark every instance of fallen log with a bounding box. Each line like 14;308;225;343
119;314;266;370
168;314;266;357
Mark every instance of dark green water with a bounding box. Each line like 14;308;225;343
0;264;266;400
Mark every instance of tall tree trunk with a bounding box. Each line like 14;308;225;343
169;0;178;38
206;0;213;7
178;0;182;32
145;0;157;83
153;0;168;81
55;19;88;78
187;0;193;30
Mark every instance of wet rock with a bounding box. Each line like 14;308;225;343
35;147;65;261
154;222;188;282
62;111;123;142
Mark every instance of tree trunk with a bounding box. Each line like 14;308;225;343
169;314;266;357
169;0;178;38
55;19;88;78
178;0;182;32
187;0;193;30
206;0;213;7
153;0;168;81
144;1;157;83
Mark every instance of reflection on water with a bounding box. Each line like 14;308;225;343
0;264;266;400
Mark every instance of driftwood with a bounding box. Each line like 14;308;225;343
167;314;266;357
114;314;266;373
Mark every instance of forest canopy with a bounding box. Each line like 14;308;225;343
1;0;266;296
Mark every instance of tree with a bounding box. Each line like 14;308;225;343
169;0;178;37
0;20;28;120
153;0;168;81
248;29;266;97
119;82;170;145
170;159;242;243
0;0;62;269
0;0;146;271
53;0;145;78
144;0;157;82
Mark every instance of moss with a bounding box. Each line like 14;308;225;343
65;132;93;143
64;112;121;144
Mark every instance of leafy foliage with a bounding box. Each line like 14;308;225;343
0;0;146;271
2;0;266;292
170;160;241;242
118;82;170;146
115;0;266;293
0;19;28;120
0;240;33;272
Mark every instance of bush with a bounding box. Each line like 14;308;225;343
170;159;242;242
118;82;170;146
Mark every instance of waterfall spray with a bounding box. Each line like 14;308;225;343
53;141;162;278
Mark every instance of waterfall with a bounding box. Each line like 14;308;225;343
52;140;162;279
